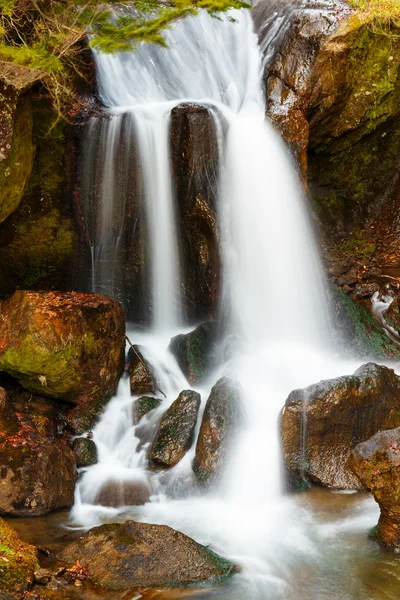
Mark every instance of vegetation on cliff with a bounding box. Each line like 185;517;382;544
0;0;249;111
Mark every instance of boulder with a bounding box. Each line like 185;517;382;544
148;390;201;468
0;517;39;592
72;437;98;467
94;478;151;508
281;363;400;489
193;377;242;485
169;321;220;384
133;396;162;425
65;397;108;435
349;427;400;550
58;520;235;590
170;103;221;323
0;291;125;404
129;346;158;396
383;296;400;334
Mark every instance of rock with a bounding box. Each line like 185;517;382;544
193;377;242;485
129;346;158;396
33;568;53;584
148;390;201;468
0;290;125;404
169;321;220;384
349;427;400;550
65;397;108;435
281;363;400;489
0;438;76;516
58;520;235;590
94;478;151;508
170;103;221;322
0;517;39;592
383;296;400;334
133;396;162;425
72;437;98;467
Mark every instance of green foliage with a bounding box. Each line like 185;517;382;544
348;0;400;26
0;0;249;111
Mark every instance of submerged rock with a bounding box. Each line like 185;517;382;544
129;345;158;396
148;390;201;468
72;437;98;467
193;377;242;485
281;363;400;489
133;396;162;425
58;520;235;590
94;478;151;508
349;427;400;550
169;321;220;384
0;290;125;404
0;517;39;592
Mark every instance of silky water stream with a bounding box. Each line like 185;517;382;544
60;6;400;600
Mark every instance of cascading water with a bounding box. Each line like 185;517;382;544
73;6;373;598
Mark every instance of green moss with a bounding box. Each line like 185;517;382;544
338;233;376;258
0;518;38;592
0;98;34;224
332;286;400;359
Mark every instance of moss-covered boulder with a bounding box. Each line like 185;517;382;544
58;520;235;590
0;517;39;592
193;377;242;485
148;390;200;468
281;363;400;490
169;321;220;385
72;437;98;467
133;396;162;425
349;427;400;550
0;290;125;404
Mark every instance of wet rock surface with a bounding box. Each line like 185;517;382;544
281;363;400;489
58;520;235;590
0;517;38;592
0;290;125;404
170;103;221;323
383;296;400;334
193;377;242;485
133;396;162;425
349;427;400;550
72;437;98;467
169;321;220;385
148;390;201;468
94;478;151;508
129;345;158;396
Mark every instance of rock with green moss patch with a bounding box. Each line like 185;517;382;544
0;290;125;404
169;321;220;385
58;520;235;590
0;517;39;592
349;427;400;550
72;437;98;467
148;390;200;468
193;377;242;485
133;396;162;425
281;363;400;490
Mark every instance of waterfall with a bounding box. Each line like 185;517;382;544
73;7;359;596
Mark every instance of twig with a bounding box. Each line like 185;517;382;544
125;335;167;399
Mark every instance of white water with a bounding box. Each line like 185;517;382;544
73;7;377;598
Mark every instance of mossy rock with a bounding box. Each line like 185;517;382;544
330;286;400;359
133;396;162;425
72;437;98;467
169;321;220;385
0;97;34;224
58;520;236;590
0;518;38;592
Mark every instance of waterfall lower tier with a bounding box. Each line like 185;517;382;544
73;7;352;599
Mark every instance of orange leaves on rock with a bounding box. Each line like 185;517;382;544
65;560;89;586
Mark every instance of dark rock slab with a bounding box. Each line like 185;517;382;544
169;321;220;384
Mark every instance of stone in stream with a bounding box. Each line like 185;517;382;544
169;321;220;385
0;290;125;405
193;377;242;485
349;427;400;550
383;295;400;334
58;520;235;590
148;390;201;468
72;437;98;467
281;363;400;490
0;517;39;592
133;395;162;425
94;477;151;508
129;345;159;396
